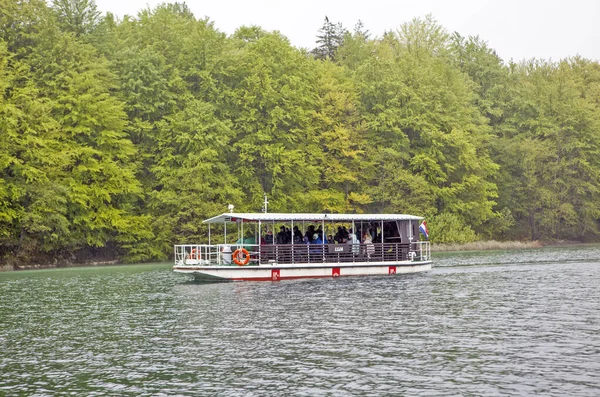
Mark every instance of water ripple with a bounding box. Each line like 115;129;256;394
1;251;600;396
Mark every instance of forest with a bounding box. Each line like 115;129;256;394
2;0;600;265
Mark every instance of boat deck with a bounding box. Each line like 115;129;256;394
175;242;430;267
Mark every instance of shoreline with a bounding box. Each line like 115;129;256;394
1;259;122;272
430;239;594;252
431;240;543;252
1;240;591;272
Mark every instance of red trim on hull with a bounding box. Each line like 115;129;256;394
207;272;411;282
271;269;280;281
228;274;358;281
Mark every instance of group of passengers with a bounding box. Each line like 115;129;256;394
265;225;324;245
264;226;307;245
263;225;379;247
261;223;395;260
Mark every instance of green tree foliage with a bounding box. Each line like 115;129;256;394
0;40;65;252
346;17;499;236
52;0;101;37
312;16;346;61
31;29;153;260
0;1;155;263
496;59;600;241
450;33;509;124
221;29;321;211
150;99;241;247
310;60;367;212
428;213;477;243
4;2;600;266
336;21;373;71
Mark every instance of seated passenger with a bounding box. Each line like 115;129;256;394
293;226;303;244
306;225;316;243
265;230;274;245
334;227;344;243
316;226;324;238
310;233;323;255
363;231;374;258
276;226;288;244
348;229;360;254
311;233;323;245
293;233;302;244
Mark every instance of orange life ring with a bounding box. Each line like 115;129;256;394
187;248;200;260
233;248;250;266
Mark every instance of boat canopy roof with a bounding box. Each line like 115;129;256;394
203;212;423;224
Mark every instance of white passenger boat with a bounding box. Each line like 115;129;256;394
173;211;431;282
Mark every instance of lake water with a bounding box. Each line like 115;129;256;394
1;246;599;396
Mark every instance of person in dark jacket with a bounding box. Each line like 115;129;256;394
276;226;288;244
293;226;303;244
265;230;274;245
306;225;316;243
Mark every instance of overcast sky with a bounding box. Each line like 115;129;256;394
94;0;600;62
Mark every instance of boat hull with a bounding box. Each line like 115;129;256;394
173;261;432;282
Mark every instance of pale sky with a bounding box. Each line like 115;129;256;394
94;0;600;62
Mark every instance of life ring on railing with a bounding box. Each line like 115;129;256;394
187;249;200;260
233;248;250;266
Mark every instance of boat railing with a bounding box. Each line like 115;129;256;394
174;244;262;266
175;241;430;266
258;241;430;264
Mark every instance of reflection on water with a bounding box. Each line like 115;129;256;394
1;248;600;396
